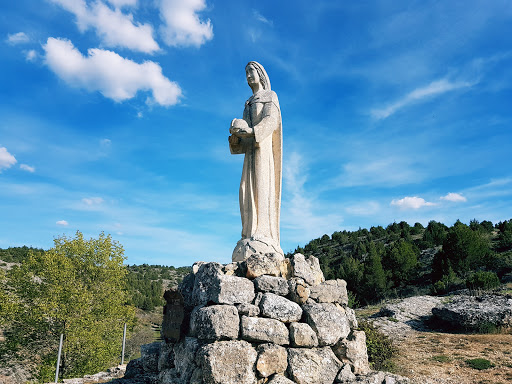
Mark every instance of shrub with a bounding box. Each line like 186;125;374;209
466;358;494;370
466;271;500;291
358;320;397;371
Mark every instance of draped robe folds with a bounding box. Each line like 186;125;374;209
229;90;282;250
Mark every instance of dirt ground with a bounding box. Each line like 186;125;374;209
393;331;512;384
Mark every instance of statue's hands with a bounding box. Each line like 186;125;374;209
228;134;241;146
230;118;253;137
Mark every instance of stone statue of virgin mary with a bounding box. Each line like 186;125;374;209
229;61;284;262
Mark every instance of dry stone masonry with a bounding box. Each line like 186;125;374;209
127;253;409;384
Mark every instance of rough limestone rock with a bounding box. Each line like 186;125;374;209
236;302;261;316
256;343;288;378
124;358;144;378
432;294;512;331
199;340;257;384
192;263;255;305
268;375;296;384
287;347;342;384
259;292;303;323
333;331;370;374
189;304;239;340
246;252;284;279
335;364;356;382
344;371;410;384
174;337;201;382
158;341;175;371
303;302;350;346
309;279;348;305
289;322;318;347
345;306;358;329
254;275;289;296
241;315;289;345
290;253;325;286
141;342;161;373
287;277;310;304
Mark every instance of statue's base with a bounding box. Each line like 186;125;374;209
232;236;284;262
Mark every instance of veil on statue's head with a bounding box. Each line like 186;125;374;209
246;61;271;91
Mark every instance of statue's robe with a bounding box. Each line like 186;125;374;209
229;90;282;246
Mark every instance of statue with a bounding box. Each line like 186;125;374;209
229;61;284;262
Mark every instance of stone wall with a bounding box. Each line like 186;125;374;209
126;253;408;384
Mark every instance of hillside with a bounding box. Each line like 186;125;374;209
287;219;512;306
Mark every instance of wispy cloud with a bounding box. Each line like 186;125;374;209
253;10;273;26
56;220;69;226
159;0;213;47
82;197;104;206
43;37;181;106
20;164;35;173
282;152;343;243
391;196;436;210
6;32;30;45
25;50;38;62
441;192;467;202
346;201;381;216
371;79;474;119
106;0;137;7
0;147;17;172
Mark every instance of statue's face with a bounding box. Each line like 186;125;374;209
246;65;260;87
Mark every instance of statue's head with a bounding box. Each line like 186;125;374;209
246;61;271;90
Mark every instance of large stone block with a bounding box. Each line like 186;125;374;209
161;289;185;343
309;279;348;305
174;337;201;383
246;252;284;279
189;305;239;340
199;340;257;384
241;315;289;345
158;341;175;371
236;302;261;317
290;253;324;286
289;322;318;347
268;375;295;384
332;331;370;375
287;347;342;384
254;275;289;296
256;343;288;378
302;303;350;346
259;293;303;323
192;263;255;305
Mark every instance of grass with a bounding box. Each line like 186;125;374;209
431;355;451;363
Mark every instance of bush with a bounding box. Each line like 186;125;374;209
466;271;500;290
358;320;397;371
466;358;494;370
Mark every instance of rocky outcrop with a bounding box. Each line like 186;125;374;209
432;294;512;331
123;254;409;384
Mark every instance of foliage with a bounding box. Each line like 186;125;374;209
358;320;397;371
383;240;419;286
466;358;495;370
466;271;500;291
0;246;44;263
2;231;136;381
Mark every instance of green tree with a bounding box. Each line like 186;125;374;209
362;243;388;302
4;232;135;380
383;240;419;287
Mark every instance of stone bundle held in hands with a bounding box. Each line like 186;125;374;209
127;253;408;384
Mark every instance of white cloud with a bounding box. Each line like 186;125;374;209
20;164;35;173
371;79;474;119
346;201;380;216
159;0;213;47
390;196;436;210
441;192;467;202
56;220;69;226
49;0;159;53
6;32;30;45
82;197;104;205
25;50;38;62
100;138;112;147
0;147;17;171
43;37;181;106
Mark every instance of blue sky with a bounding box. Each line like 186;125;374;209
1;1;512;267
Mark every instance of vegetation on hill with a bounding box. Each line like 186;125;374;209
289;219;512;306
